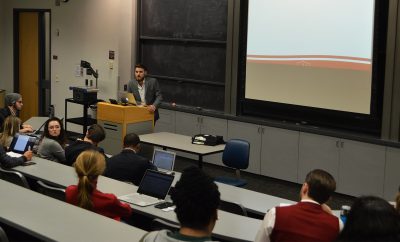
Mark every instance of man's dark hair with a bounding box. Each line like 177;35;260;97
171;166;220;230
305;169;336;204
123;133;140;148
337;196;400;241
86;124;105;143
135;63;148;71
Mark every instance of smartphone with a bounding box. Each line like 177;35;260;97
155;202;174;209
21;161;36;166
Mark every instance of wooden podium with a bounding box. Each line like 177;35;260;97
97;102;154;155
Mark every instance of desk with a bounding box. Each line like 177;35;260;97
0;179;146;242
13;156;260;242
140;132;225;168
171;172;294;216
24;116;48;131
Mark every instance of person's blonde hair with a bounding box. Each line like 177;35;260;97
0;116;21;147
73;150;106;210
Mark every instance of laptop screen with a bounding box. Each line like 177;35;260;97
9;134;36;154
152;149;176;171
137;170;174;199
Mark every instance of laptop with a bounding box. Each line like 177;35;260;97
118;169;174;207
151;149;176;174
126;93;137;105
8;134;36;154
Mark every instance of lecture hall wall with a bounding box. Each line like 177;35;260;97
0;0;137;132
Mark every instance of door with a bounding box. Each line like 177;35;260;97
14;10;51;122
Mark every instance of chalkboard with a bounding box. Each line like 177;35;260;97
141;0;228;41
141;40;226;83
138;0;228;111
159;79;225;111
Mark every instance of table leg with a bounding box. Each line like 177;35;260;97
198;155;203;169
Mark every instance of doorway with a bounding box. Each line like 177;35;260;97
13;10;51;122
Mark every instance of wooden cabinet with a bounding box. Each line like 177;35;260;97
298;133;340;183
227;121;299;178
298;132;386;197
384;147;400;200
261;127;299;182
155;109;176;133
158;108;394;198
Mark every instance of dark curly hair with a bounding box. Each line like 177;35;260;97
171;166;220;230
337;196;400;242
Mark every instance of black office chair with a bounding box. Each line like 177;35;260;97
0;225;9;242
36;180;66;201
215;139;250;187
0;167;30;189
219;200;248;216
151;218;180;232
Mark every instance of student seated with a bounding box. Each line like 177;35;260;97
65;150;132;221
336;196;400;242
104;133;156;185
140;166;220;242
0;145;33;168
64;124;106;166
255;169;341;242
0;116;21;149
37;117;67;163
0;93;32;133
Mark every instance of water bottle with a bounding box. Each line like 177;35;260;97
340;205;351;224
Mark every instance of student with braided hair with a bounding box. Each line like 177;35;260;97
65;149;132;221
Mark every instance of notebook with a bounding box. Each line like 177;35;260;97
151;149;176;173
118;169;174;207
8;134;36;154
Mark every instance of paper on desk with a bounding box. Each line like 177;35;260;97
7;151;22;158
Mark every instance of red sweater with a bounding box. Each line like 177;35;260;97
65;185;132;221
271;202;339;242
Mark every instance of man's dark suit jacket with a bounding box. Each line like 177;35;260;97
104;149;156;186
127;77;162;121
64;140;106;166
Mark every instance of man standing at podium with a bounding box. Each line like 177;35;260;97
127;63;162;122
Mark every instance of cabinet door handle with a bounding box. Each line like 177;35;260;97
340;141;344;148
336;141;339;148
261;127;265;134
257;127;261;133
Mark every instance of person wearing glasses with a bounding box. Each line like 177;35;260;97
0;93;33;133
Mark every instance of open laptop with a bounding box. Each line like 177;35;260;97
126;93;137;105
118;169;174;207
151;149;176;174
8;134;36;155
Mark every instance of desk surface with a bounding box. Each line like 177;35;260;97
13;156;261;242
0;179;146;242
24;116;48;131
139;132;225;156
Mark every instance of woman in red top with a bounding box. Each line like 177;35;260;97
65;150;132;221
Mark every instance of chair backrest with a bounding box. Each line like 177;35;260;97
151;218;180;233
36;180;66;201
219;200;248;216
0;167;30;189
0;225;9;242
222;139;250;170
